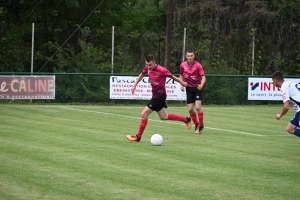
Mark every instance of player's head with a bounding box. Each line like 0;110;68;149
145;54;157;70
272;71;284;87
186;50;195;63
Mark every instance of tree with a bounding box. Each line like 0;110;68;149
172;0;300;75
1;0;300;75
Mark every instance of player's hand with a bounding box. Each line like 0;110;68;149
131;85;136;94
275;114;281;120
181;81;187;87
197;84;203;90
181;86;185;91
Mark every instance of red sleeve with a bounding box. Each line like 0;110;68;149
198;63;205;76
141;65;148;74
162;66;172;77
179;62;184;74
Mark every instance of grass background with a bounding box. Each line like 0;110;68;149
1;104;299;200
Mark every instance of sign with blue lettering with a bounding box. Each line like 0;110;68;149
248;78;300;100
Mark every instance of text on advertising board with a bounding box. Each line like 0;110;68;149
0;76;55;99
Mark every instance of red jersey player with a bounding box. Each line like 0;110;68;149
126;54;191;142
179;50;206;134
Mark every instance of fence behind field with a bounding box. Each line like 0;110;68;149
0;72;290;105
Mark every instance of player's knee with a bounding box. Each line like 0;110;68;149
196;108;202;112
188;108;194;113
141;112;148;119
286;127;294;134
160;116;168;120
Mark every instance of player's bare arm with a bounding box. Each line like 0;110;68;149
131;73;144;94
276;101;290;119
179;74;185;91
171;75;187;87
197;75;206;90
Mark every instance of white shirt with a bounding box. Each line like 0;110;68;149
281;80;300;112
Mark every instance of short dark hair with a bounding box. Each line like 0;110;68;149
272;71;284;81
186;50;194;54
145;54;155;62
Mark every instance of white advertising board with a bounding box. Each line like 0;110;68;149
110;76;186;100
248;77;300;100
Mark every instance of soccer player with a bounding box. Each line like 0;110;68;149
179;50;206;134
126;54;191;142
272;71;300;137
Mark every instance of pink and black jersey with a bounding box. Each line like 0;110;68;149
142;65;172;99
180;61;205;87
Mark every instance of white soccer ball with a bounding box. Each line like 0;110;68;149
150;134;163;146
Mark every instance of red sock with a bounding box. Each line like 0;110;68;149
167;113;187;122
198;112;204;127
136;118;148;139
190;111;199;125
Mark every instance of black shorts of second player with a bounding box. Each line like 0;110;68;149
186;87;203;104
147;98;168;112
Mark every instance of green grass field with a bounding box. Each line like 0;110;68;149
1;104;299;200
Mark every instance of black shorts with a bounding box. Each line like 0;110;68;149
186;87;203;104
147;98;168;112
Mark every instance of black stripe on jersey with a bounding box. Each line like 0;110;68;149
290;97;300;107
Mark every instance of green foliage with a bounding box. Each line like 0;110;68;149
0;26;30;72
204;76;248;105
36;27;111;73
1;0;300;75
296;36;300;74
55;74;110;103
173;0;300;75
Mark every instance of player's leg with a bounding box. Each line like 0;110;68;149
194;89;204;134
157;107;191;130
137;106;153;138
286;123;298;135
195;99;204;134
287;112;300;137
188;103;198;123
188;103;200;133
126;106;153;142
186;87;199;130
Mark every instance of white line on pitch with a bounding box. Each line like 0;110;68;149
58;106;288;137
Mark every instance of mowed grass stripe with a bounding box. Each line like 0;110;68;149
57;106;263;136
170;105;288;133
58;105;288;136
1;106;135;199
0;106;204;198
1;105;299;199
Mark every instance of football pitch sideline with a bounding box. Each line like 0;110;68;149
0;104;299;200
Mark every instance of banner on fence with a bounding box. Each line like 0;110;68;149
248;77;300;100
0;76;55;99
110;76;186;100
